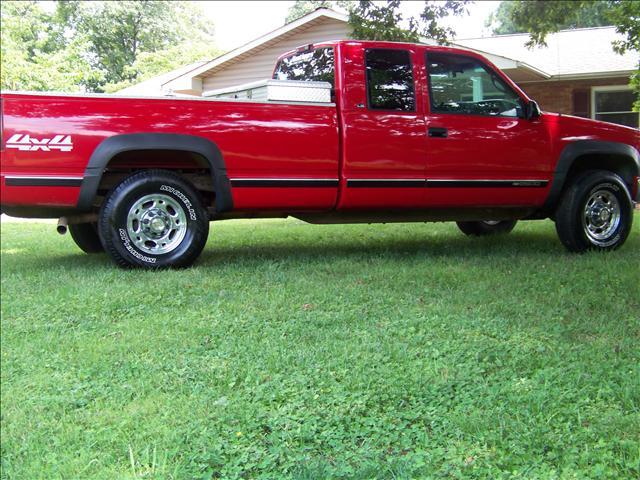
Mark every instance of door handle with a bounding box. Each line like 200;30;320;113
428;127;448;138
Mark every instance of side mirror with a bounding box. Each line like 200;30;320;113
525;100;541;120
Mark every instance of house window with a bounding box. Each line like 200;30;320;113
591;86;638;129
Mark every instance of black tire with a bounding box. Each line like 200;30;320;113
456;220;517;236
69;222;104;253
555;170;633;252
98;170;209;268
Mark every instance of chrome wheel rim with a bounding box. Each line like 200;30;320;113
481;220;501;226
582;189;620;245
126;193;187;255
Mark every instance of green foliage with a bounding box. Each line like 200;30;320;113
64;1;215;88
285;0;334;23
608;0;640;54
1;217;639;478
486;1;611;36
347;0;471;44
0;1;100;91
486;1;634;49
0;1;61;57
1;1;218;93
348;0;422;42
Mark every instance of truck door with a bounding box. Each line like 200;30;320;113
338;45;427;209
423;51;553;207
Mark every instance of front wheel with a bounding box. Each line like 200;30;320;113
555;170;633;252
456;220;517;236
98;170;209;268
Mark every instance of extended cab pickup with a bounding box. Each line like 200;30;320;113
1;40;638;267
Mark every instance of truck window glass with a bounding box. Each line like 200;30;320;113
426;52;521;117
365;49;415;112
273;47;335;87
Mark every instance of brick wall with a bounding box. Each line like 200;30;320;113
516;77;631;116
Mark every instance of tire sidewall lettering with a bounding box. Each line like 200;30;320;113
118;228;157;263
160;184;197;221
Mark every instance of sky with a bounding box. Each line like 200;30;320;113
200;1;502;51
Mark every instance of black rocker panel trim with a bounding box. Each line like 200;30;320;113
542;140;640;212
5;177;83;187
231;179;338;188
78;133;233;213
427;180;548;188
346;179;547;188
347;179;425;188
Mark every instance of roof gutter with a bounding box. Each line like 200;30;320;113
453;44;551;79
517;70;635;83
513;61;551;79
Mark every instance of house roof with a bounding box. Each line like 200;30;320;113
456;26;637;80
118;61;208;95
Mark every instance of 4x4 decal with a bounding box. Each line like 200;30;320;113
5;133;73;152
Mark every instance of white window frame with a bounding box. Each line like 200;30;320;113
590;85;639;127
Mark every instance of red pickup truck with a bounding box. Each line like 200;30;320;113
1;40;638;268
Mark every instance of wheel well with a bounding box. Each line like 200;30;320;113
565;153;637;190
94;149;215;209
538;148;638;219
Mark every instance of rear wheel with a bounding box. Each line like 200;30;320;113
456;220;517;236
555;170;633;252
98;170;209;268
69;222;104;253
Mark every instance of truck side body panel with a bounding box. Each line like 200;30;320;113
1;95;340;212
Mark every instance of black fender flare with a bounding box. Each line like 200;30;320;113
542;140;639;212
77;133;233;213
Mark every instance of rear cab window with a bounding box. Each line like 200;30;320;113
426;52;523;117
273;47;335;87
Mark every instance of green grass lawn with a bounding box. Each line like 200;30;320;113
1;217;639;479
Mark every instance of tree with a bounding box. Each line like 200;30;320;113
346;0;471;44
487;1;639;109
58;1;217;91
486;1;611;36
0;1;100;91
1;1;219;93
285;0;334;23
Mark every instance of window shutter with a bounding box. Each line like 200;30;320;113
572;89;590;118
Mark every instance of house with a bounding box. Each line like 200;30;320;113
120;8;638;129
